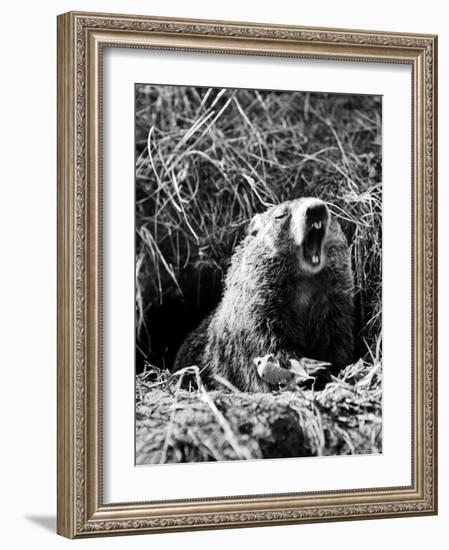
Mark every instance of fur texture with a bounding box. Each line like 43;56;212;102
174;198;354;392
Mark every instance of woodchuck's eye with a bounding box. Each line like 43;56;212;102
274;210;288;220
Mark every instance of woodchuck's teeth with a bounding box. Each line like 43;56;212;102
313;221;322;229
312;254;320;265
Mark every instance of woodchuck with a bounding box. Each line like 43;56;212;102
173;197;355;392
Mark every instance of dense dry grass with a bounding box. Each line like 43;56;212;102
135;85;382;462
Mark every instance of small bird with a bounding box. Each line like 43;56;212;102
254;354;331;389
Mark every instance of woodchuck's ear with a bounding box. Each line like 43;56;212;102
248;213;263;236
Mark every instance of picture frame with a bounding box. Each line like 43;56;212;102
57;10;438;538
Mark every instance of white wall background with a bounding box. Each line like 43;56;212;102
0;1;446;548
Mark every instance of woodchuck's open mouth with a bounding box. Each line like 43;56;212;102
303;223;325;267
302;203;329;269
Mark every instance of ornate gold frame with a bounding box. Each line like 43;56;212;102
57;11;438;538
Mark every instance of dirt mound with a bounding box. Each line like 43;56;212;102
136;361;382;464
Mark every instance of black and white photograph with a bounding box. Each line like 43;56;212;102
135;84;382;464
1;0;441;544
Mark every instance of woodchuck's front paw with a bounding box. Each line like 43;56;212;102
254;354;295;388
254;354;332;390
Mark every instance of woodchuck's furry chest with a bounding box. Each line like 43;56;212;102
294;278;315;310
278;277;324;345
